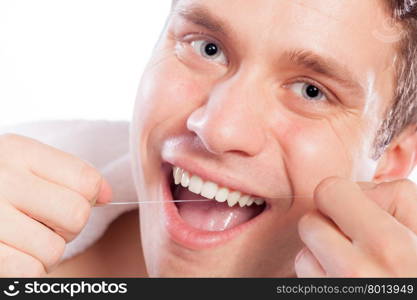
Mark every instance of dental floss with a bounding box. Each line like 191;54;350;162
95;199;212;206
95;196;312;207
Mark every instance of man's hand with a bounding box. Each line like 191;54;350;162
295;177;417;277
0;134;112;277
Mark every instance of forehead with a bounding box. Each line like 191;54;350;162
174;0;398;108
176;0;391;43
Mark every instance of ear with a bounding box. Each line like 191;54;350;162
374;125;417;182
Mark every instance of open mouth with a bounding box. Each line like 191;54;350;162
169;165;267;232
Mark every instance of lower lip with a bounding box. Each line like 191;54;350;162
161;166;268;250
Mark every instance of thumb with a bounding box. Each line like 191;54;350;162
94;178;113;205
357;180;417;234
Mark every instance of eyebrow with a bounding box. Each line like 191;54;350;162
174;4;365;99
283;49;365;98
174;4;230;37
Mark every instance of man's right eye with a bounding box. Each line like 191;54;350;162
190;40;228;65
288;82;328;102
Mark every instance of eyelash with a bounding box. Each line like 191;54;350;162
179;33;229;64
191;39;228;64
285;77;335;104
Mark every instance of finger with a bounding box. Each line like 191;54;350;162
0;242;46;277
0;168;92;242
314;177;402;244
0;202;66;273
295;247;326;277
358;179;417;234
2;134;110;204
298;210;363;277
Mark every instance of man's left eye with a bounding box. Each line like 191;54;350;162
288;82;327;102
190;40;228;65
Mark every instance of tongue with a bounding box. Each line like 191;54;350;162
175;187;263;231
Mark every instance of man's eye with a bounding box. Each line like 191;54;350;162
190;40;228;65
288;82;327;102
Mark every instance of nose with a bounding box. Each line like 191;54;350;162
187;70;267;156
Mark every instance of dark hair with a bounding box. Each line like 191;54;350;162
373;0;417;159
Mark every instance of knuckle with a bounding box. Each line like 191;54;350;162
0;134;27;154
0;134;20;159
0;167;24;203
0;250;15;269
0;134;35;166
368;234;389;256
0;165;10;184
330;258;367;277
24;259;46;277
0;133;23;146
365;228;402;263
397;178;415;188
79;162;102;201
376;230;414;267
0;249;45;277
67;197;91;235
0;163;21;179
393;179;417;198
44;235;66;269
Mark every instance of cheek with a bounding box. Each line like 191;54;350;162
134;55;207;135
276;117;363;195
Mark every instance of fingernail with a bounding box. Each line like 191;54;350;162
90;179;101;206
95;178;112;205
295;248;306;263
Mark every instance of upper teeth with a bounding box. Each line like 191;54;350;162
173;166;265;208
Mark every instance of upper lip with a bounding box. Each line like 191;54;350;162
163;156;271;203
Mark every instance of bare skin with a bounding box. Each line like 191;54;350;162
131;0;417;277
1;0;417;277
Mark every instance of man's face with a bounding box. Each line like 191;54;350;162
131;0;397;276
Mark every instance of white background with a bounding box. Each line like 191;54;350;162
0;0;171;127
1;0;416;181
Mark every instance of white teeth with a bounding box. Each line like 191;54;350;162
246;197;254;207
215;187;229;202
227;191;241;207
238;195;250;207
173;166;183;185
172;166;265;208
201;181;218;199
189;175;203;194
254;198;265;206
180;171;190;188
